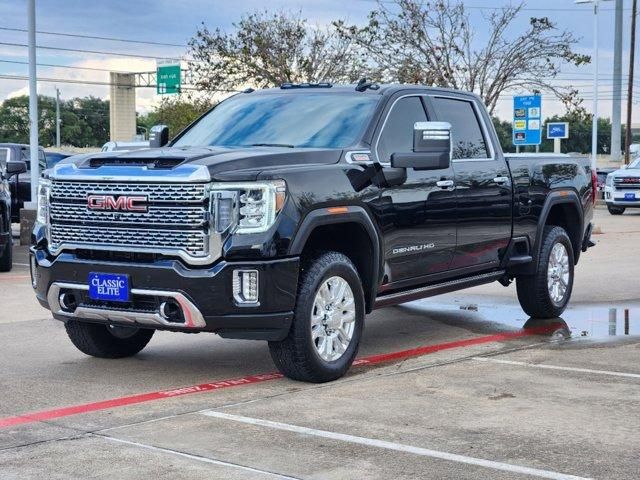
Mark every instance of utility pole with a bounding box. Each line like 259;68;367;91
611;0;623;162
55;87;60;148
27;0;39;203
626;0;638;165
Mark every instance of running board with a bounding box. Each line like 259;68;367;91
374;270;506;309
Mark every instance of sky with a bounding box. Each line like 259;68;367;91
0;0;638;124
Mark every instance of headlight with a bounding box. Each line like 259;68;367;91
606;174;613;187
36;179;51;225
209;180;286;234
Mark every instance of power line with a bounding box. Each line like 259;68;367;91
0;41;184;61
0;26;187;48
0;59;130;73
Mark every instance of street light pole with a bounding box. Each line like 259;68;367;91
55;87;60;148
27;0;39;203
591;0;600;171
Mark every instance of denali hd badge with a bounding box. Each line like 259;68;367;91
87;194;148;212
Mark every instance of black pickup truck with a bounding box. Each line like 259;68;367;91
31;84;595;382
0;150;27;271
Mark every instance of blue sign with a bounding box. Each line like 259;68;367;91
547;122;569;139
89;272;130;302
512;95;542;146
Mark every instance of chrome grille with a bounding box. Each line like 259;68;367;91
613;177;640;190
49;204;208;227
50;224;206;254
48;179;213;263
51;181;207;203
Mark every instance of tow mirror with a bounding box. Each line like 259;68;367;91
391;121;451;171
149;124;169;148
5;160;27;177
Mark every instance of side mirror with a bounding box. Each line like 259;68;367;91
5;160;27;177
391;121;451;171
149;124;169;148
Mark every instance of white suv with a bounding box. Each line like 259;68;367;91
604;158;640;215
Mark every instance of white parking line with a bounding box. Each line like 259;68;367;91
97;435;301;479
473;357;640;379
201;411;590;480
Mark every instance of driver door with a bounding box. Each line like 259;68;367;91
368;94;456;286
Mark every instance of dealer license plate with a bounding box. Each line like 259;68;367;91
88;272;130;302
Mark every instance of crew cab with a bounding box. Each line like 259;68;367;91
31;84;595;382
603;158;640;214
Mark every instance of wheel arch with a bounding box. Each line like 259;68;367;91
534;191;584;269
289;206;382;313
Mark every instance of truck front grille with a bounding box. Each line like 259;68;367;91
48;180;214;264
613;177;640;190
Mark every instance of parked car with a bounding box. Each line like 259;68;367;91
101;141;149;152
31;84;595;382
0;151;27;271
0;143;46;222
603;158;640;214
45;151;73;169
596;168;616;198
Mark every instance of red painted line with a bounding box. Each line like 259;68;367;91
0;325;557;429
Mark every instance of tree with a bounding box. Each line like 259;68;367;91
0;95;109;147
138;96;215;139
188;10;367;92
492;117;514;153
335;0;590;114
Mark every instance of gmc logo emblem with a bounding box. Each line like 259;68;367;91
87;194;148;212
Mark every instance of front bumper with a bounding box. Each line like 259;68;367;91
31;248;298;341
604;187;640;207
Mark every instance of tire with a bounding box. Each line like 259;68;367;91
607;205;625;215
0;239;12;272
268;251;365;383
516;226;574;319
65;320;154;359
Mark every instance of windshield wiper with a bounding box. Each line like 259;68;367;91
248;143;295;148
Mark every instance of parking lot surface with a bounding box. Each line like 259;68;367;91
1;207;639;479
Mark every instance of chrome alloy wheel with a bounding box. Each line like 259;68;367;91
547;243;570;304
311;276;356;362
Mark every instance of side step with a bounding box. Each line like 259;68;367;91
374;270;506;309
506;255;532;266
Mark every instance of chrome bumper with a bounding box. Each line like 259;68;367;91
46;282;206;329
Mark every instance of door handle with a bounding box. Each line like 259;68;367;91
493;176;510;185
436;180;455;190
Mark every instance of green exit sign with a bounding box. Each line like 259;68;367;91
157;63;181;94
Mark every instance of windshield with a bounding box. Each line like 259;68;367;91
173;92;379;149
629;159;640;169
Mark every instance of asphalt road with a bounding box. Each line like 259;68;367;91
0;206;638;480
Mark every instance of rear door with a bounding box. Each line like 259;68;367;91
369;94;456;285
430;95;512;269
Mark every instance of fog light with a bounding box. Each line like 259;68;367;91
233;270;259;305
29;255;37;289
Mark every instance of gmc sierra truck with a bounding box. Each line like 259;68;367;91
31;84;595;382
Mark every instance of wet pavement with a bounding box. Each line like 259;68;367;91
1;207;639;479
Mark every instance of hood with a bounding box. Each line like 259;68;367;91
54;146;342;181
610;167;640;178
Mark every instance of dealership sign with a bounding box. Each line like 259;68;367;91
547;122;569;139
512;95;542;146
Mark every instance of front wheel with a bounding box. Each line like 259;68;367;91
516;226;574;319
607;205;625;215
268;251;365;383
65;321;154;358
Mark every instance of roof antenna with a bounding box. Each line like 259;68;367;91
355;77;379;92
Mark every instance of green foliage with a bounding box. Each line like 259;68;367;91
0;95;109;147
137;96;215;139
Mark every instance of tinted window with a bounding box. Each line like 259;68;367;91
377;96;427;163
432;97;489;159
173;93;379;149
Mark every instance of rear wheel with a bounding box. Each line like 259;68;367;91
65;320;154;358
516;226;574;319
0;238;12;272
607;205;625;215
268;251;365;383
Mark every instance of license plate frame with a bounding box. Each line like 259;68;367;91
88;272;130;302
